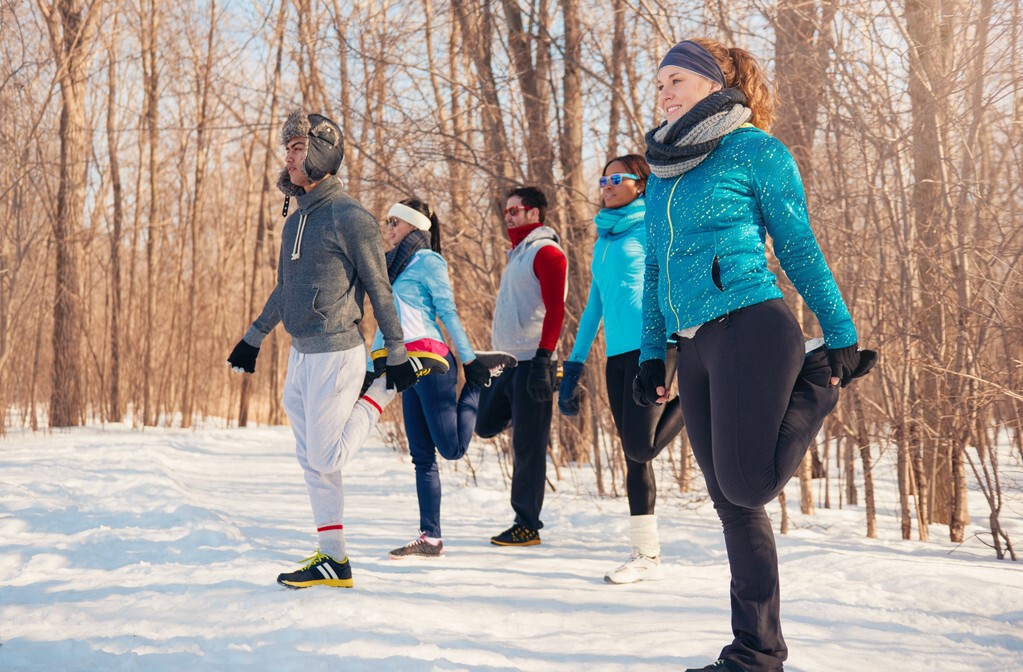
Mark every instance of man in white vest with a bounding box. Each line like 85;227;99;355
475;186;568;546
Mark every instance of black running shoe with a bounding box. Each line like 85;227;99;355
276;551;353;589
490;524;541;546
389;534;444;559
685;660;747;672
473;351;518;379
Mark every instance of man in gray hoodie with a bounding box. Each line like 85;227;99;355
227;112;421;589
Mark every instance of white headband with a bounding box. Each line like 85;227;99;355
387;203;432;231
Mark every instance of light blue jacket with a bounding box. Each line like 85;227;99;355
640;125;857;363
567;218;646;363
371;249;476;362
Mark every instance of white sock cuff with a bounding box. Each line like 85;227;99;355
629;514;660;557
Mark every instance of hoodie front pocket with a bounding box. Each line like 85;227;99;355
282;283;326;336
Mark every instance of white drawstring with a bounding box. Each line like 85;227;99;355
291;213;308;260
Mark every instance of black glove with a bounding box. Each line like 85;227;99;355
359;371;374;396
463;358;493;387
827;344;878;388
227;339;260;374
633;358;666;407
386;359;418;393
558;361;584;416
527;349;555;403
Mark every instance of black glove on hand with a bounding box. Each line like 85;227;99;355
463;358;493;387
227;339;260;374
558;361;584;416
386;359;418;393
527;349;555;403
827;344;878;387
359;371;374;396
633;358;666;407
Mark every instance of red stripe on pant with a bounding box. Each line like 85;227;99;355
317;524;344;532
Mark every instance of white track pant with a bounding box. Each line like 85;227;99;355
282;345;378;529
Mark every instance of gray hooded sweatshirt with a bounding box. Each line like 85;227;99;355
244;177;408;365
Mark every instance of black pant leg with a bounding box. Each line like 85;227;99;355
508;359;552;530
606;350;686;516
474;364;515;439
674;303;799;672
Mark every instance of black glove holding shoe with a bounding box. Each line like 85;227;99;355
632;358;666;407
386;359;418;393
227;339;260;374
463;358;493;387
826;344;878;387
527;349;555;403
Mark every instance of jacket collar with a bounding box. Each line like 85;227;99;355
295;176;342;214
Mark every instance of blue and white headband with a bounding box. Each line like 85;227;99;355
658;40;726;87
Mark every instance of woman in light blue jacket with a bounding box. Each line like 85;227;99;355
558;154;684;584
372;198;515;559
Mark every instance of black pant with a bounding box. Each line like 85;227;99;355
474;358;554;531
675;299;839;672
605;349;685;515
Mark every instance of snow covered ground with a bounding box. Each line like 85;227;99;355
1;422;1021;671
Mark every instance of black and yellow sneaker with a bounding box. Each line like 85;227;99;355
490;524;541;547
370;346;450;379
276;551;354;589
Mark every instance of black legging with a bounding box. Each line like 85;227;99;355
675;299;838;672
605;349;685;515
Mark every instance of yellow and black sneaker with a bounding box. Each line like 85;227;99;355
370;348;450;379
276;551;353;589
490;524;541;547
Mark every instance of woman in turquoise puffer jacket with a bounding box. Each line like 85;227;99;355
636;38;876;672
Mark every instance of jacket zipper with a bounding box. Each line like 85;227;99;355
664;175;685;330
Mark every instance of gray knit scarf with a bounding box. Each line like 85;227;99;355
385;229;430;284
644;88;752;179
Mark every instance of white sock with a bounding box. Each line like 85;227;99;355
629;514;660;558
318;524;346;561
360;376;396;414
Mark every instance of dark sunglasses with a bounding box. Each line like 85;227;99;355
386;217;404;228
599;173;640;188
503;206;532;217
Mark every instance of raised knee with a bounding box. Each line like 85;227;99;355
622;443;659;464
718;482;775;510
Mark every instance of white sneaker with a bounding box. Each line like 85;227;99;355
604;553;663;584
360;375;396;412
804;337;825;354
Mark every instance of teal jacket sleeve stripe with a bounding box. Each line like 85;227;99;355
752;138;858;348
567;280;603;364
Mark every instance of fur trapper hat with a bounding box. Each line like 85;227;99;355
277;111;345;197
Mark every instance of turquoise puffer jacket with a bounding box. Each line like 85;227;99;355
640;125;857;363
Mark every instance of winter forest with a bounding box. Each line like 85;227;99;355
2;0;1022;566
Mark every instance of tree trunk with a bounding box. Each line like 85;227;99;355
105;29;124;423
141;0;160;426
38;0;106;427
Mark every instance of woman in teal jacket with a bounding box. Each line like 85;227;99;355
558;154;684;584
372;198;515;560
636;40;875;672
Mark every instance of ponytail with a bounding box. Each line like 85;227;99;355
692;38;776;131
400;198;442;254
